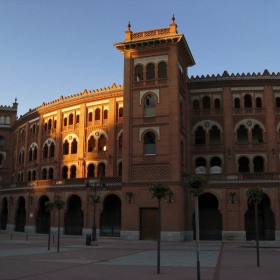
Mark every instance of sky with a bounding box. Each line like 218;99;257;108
1;1;280;117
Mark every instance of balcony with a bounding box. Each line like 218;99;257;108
133;78;168;89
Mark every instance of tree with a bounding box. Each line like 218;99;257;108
149;183;171;274
246;187;264;267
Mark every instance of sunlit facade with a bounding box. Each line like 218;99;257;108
1;19;280;241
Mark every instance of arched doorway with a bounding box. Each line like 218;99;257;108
100;194;121;237
15;197;26;232
245;194;275;240
193;193;222;240
1;197;8;230
65;195;83;235
36;196;50;234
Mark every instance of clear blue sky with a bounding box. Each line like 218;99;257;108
1;1;279;117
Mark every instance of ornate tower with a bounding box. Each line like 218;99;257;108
114;17;195;240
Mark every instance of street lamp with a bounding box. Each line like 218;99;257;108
86;182;102;244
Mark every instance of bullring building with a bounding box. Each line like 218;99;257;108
0;18;280;241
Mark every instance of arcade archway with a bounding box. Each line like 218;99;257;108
1;197;8;230
15;196;26;232
65;195;84;235
36;196;50;234
245;193;275;240
100;194;121;237
193;193;222;240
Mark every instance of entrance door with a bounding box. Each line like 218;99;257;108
100;194;121;237
15;197;26;232
140;208;157;240
36;196;50;234
1;198;8;230
65;195;83;235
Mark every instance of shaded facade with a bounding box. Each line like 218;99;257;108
0;19;280;241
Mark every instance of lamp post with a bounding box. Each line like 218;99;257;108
86;182;101;244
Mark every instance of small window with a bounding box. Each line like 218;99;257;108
87;164;95;178
43;144;48;158
71;139;78;154
146;63;155;80
63;117;67;126
234;98;240;108
256;97;262;108
50;143;55;157
144;131;156;154
76;115;80;124
48;119;52;130
62;166;68;179
118;162;122;176
144;94;156;117
214;99;220;109
88;136;95;152
158;62;167;79
202;96;210;110
88;112;93;122
244;95;252;108
104;110;108;120
119;108;123;118
276;97;280;108
69;114;74;125
70;165;76;178
63;141;69;155
98;163;105;177
135;65;143;81
0;136;5;146
95;109;100;121
195;127;206;145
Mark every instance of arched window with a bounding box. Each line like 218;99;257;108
28;171;32;181
252;125;263;143
234;98;240;108
70;165;76;178
71;139;77;154
32;170;36;180
29;148;33;161
76;115;80;124
237;125;248;144
32;124;36;134
195;127;206;145
88;112;93;122
214;99;220;109
144;94;156;117
135;65;143;81
48;119;52;130
53;120;57;129
254;156;264;172
210;157;222;167
146;63;155;80
62;166;68;179
63;117;67;126
48;168;53;179
244;95;252;108
118;162;122;176
0;154;2;166
95;109;100;121
69;114;74;125
88;136;95;152
87;164;95;178
63;141;69;155
144;131;156;155
209;126;221;144
104;110;108;120
158;62;167;79
202;96;210;110
42;168;47;180
119;107;123;118
193;100;199;110
50;143;55;157
17;173;21;182
98;163;105;177
43;144;48;158
33;147;37;160
256;97;262;108
118;133;123;150
276;97;280;108
44;123;47;131
195;157;207;174
238;157;250;173
98;135;107;151
180;140;184;163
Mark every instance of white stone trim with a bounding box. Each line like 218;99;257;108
140;89;159;105
134;55;168;66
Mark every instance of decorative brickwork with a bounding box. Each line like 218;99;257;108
132;165;169;181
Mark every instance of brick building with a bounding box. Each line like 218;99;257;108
0;19;279;241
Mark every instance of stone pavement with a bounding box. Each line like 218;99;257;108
0;231;280;279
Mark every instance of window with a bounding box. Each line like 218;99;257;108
70;165;76;178
254;156;264;172
42;168;47;180
54;120;57;129
62;166;68;179
32;170;36;180
95;109;100;121
238;157;250;173
63;141;69;155
87;164;95;178
43;144;48;158
63;117;67;126
202;96;210;110
0;154;2;166
34;147;37;160
209;126;221;144
256;97;262;108
69;114;74;125
252;125;263;143
44;123;47;131
88;136;95;152
158;62;167;79
237;125;248;144
144;94;156;117
104;110;108;120
146;63;155;80
195;127;206;145
48;119;52;130
214;99;220;109
276;97;280;108
48;168;53;179
98;163;105;177
144;131;156;154
28;171;32;181
76;115;80;124
118;133;123;150
244;95;252;108
88;112;93;122
193;100;199;110
135;65;143;81
234;98;240;108
71;139;77;154
29;149;33;161
50;143;55;157
119;107;123;118
98;135;106;151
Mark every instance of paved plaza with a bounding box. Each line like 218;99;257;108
0;231;280;279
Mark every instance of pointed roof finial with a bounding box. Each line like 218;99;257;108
172;14;175;23
127;21;131;30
